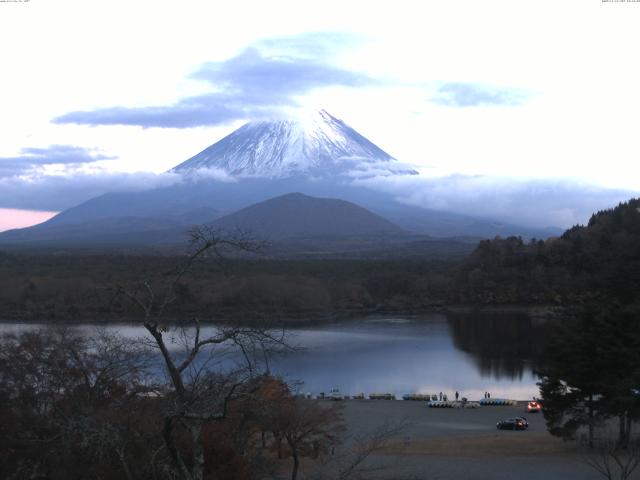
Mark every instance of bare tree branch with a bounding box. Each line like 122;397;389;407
583;439;640;480
109;227;285;480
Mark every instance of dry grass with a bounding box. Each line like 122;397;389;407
382;432;580;459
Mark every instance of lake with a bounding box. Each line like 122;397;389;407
0;312;547;401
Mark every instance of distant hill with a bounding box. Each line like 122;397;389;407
0;192;408;247
371;203;563;239
210;192;406;240
0;177;560;247
0;192;482;259
0;208;220;248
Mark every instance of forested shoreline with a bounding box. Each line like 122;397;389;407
0;254;460;324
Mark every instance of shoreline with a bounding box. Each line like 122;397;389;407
0;303;560;326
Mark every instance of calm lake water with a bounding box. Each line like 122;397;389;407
0;313;547;401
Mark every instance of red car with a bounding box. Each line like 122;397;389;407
527;401;541;413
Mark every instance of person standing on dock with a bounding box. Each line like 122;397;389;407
439;392;443;401
455;391;459;401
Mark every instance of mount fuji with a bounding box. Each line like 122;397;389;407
172;110;417;178
0;110;560;252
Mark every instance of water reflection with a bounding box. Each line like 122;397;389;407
0;313;546;400
447;312;548;380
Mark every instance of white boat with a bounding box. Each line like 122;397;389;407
328;387;345;400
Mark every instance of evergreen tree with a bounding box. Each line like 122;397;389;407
538;305;640;447
537;308;606;447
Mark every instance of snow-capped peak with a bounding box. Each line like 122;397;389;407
171;110;417;178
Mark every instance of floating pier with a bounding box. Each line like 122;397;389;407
315;390;521;405
369;392;396;400
479;398;518;406
402;393;431;401
427;400;481;409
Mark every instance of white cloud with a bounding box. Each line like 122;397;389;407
0;171;183;211
180;167;237;183
354;174;638;229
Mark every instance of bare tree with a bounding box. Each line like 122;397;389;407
116;227;288;480
583;439;640;480
277;398;345;480
308;419;409;480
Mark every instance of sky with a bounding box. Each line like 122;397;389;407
1;0;639;231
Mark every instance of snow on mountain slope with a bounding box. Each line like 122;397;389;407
172;110;417;178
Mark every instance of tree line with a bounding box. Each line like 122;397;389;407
0;253;457;323
453;198;640;306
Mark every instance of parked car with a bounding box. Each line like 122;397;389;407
496;417;529;430
527;401;541;413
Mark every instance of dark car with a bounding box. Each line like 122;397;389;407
496;417;529;430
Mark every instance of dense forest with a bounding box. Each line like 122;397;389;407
0;253;457;323
454;198;640;307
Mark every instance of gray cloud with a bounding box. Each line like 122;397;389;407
0;164;239;211
0;171;183;211
0;145;116;177
354;174;637;229
54;101;245;129
53;34;374;129
432;82;528;107
1;166;635;230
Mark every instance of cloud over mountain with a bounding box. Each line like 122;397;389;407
53;34;375;129
0;145;116;176
0;170;183;211
355;174;637;229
